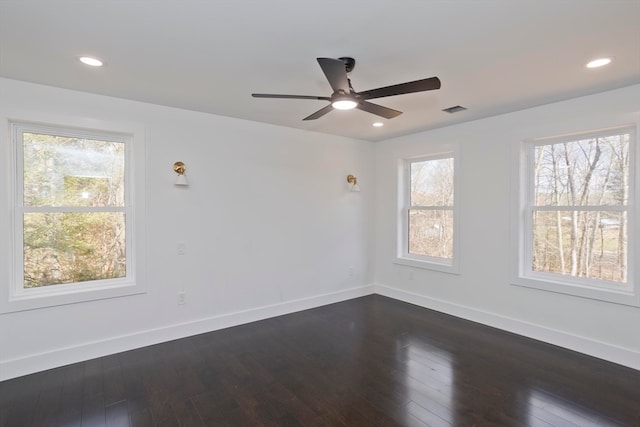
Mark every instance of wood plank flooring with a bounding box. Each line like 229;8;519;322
1;295;639;426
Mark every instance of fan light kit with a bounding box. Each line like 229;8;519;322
332;98;357;110
252;57;441;121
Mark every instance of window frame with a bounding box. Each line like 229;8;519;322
512;124;639;307
2;119;146;313
396;148;460;274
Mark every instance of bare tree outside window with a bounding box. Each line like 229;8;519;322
531;132;629;284
408;157;454;260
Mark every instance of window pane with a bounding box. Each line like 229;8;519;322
23;212;126;288
409;209;453;259
23;132;125;207
533;134;629;206
532;210;627;283
410;158;454;206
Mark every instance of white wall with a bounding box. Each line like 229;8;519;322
373;84;640;370
2;78;639;381
0;78;375;380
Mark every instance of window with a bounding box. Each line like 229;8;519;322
397;151;459;273
514;125;638;305
3;121;145;312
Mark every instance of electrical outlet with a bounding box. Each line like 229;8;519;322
348;266;354;278
177;243;186;255
177;291;186;305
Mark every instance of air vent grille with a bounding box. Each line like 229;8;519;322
442;105;467;113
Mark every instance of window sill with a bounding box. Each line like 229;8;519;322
394;256;460;275
511;275;639;307
1;279;146;314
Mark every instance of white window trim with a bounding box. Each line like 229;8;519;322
1;117;147;313
510;124;639;307
395;147;460;274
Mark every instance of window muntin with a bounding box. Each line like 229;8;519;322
398;153;457;272
524;128;632;292
14;123;131;292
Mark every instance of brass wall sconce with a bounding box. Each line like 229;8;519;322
173;161;189;186
346;174;360;192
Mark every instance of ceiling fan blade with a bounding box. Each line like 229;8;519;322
357;77;441;100
317;58;350;94
252;93;331;101
356;101;402;119
303;104;334;121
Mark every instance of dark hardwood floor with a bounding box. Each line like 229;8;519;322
1;295;639;427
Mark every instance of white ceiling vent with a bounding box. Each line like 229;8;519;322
442;105;467;114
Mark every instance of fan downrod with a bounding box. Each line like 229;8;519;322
338;57;356;73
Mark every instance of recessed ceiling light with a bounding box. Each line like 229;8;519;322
79;56;103;67
372;122;384;127
586;58;612;68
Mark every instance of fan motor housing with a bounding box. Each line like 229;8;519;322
338;57;356;73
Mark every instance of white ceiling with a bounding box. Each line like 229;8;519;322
1;0;639;142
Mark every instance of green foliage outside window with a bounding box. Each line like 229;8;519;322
21;131;126;288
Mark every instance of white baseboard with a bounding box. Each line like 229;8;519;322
374;283;640;371
3;283;637;381
0;285;375;381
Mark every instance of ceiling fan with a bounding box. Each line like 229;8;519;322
252;57;441;121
